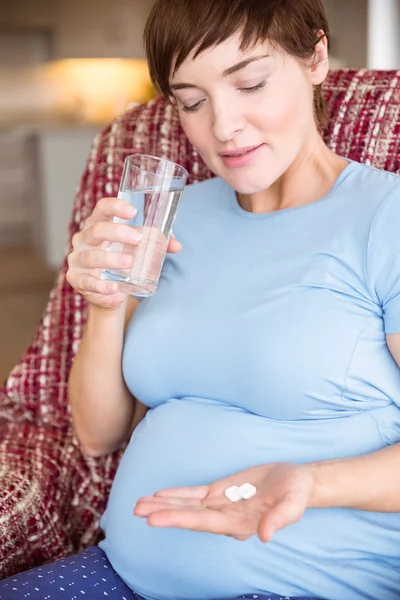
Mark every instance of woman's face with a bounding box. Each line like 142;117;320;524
169;35;327;194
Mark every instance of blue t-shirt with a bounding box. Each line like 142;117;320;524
100;160;400;600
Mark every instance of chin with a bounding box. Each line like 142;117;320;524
202;153;279;193
224;173;276;195
231;181;271;195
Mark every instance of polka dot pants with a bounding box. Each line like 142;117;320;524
0;548;138;600
0;546;322;600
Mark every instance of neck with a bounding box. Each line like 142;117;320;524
237;136;349;214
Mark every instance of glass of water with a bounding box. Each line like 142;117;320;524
101;154;188;297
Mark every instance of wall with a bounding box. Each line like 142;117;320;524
55;0;155;59
0;31;51;66
0;0;370;66
0;0;155;59
0;0;56;28
323;0;368;68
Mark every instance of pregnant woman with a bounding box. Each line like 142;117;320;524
1;1;400;599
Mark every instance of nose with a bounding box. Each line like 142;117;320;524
212;100;244;142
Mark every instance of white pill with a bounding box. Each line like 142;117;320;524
238;483;257;500
224;485;242;502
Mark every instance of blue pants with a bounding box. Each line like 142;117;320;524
0;546;322;599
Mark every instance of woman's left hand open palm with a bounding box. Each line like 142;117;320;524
134;462;315;542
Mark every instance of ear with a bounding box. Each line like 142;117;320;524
309;29;329;86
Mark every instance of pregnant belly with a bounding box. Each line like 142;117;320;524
99;398;394;600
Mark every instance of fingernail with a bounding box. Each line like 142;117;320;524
126;205;137;216
128;230;141;242
120;254;132;266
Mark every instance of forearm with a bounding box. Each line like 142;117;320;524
309;443;400;512
69;303;134;456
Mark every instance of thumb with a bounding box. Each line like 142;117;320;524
168;233;182;253
258;496;306;543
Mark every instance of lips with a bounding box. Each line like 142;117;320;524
219;145;262;158
219;144;264;169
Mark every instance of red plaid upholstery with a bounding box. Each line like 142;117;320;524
1;69;400;578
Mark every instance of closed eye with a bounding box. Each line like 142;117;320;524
240;80;267;93
181;100;205;113
181;79;267;113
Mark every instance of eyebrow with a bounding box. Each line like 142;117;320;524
170;54;270;91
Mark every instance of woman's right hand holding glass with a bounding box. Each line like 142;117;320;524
66;197;181;311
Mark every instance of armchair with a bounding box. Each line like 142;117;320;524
1;69;399;579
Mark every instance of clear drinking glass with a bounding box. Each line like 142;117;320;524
101;154;188;297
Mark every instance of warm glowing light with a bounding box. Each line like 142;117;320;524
43;59;155;123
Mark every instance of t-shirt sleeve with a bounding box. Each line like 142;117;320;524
367;185;400;334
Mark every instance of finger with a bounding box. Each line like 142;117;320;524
83;222;142;247
154;485;209;500
258;496;305;543
76;273;119;295
134;496;202;517
146;506;249;536
139;496;203;507
202;496;232;510
72;249;133;270
154;468;260;501
71;231;83;251
89;197;137;224
167;235;182;254
228;533;252;541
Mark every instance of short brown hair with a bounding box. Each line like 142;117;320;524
144;0;330;128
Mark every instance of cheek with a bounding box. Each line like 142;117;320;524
253;76;313;136
257;97;306;136
179;116;210;154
